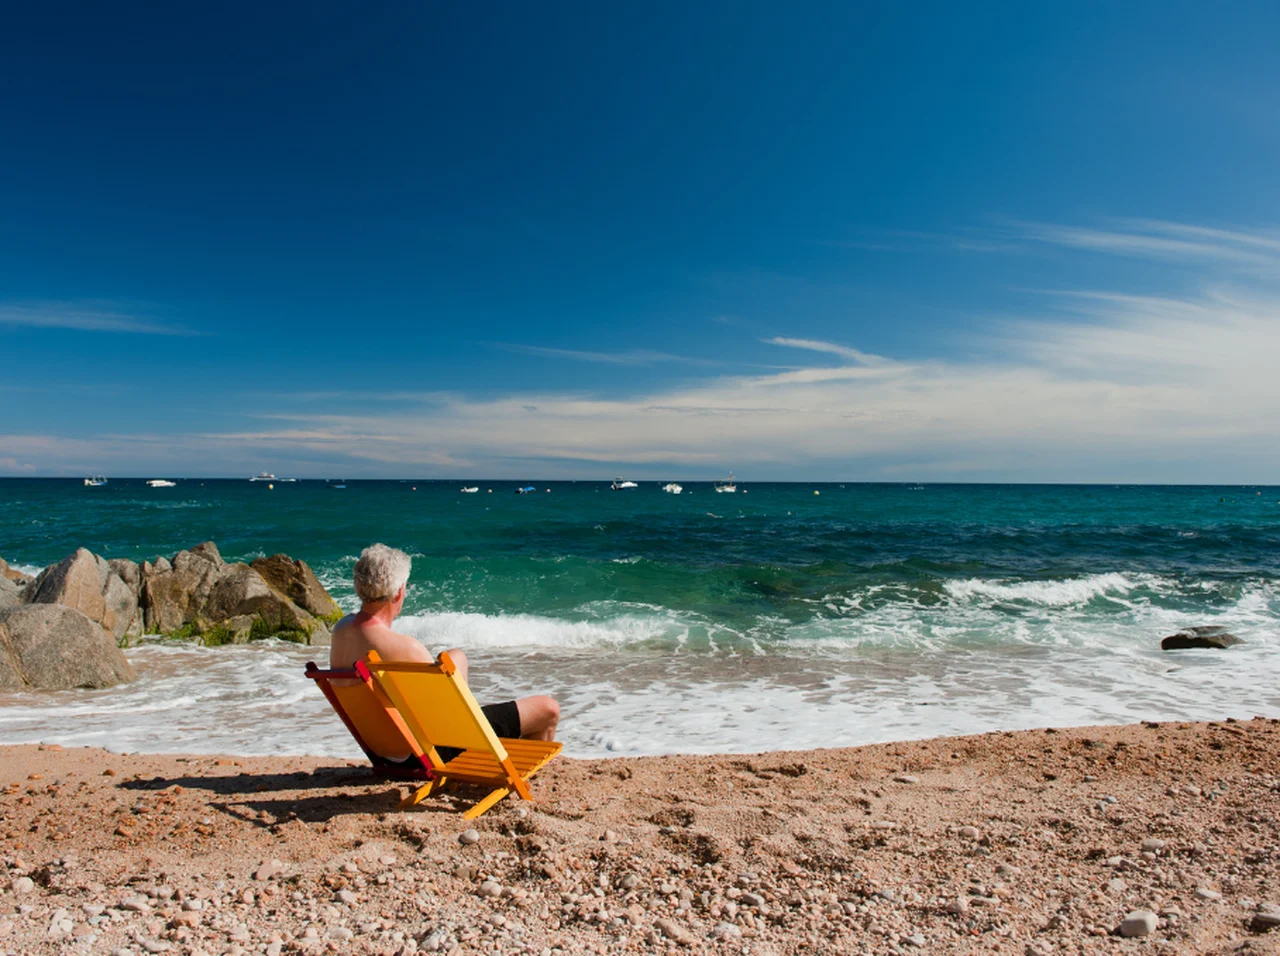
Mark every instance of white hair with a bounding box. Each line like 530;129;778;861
353;543;411;604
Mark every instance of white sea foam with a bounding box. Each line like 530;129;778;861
942;572;1141;606
1;576;1277;759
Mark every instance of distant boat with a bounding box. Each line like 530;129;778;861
249;472;276;482
611;478;638;490
515;485;537;494
663;482;683;494
714;473;737;493
461;486;479;493
333;484;347;489
278;477;298;483
84;474;108;487
146;479;176;488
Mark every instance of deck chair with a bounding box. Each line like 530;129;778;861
303;662;434;779
361;649;562;820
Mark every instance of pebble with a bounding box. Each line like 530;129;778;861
1141;838;1166;853
620;873;641;890
1194;887;1222;901
1118;910;1158;938
741;892;765;908
254;860;285;881
336;889;358;905
458;829;480;845
181;899;203;912
1106;878;1127;895
340;861;359;874
654;917;686;941
479;881;502;898
904;934;926;947
329;927;354;941
379;855;397;866
945;898;969;916
12;876;35;895
958;826;980;840
893;774;919;784
712;921;742;939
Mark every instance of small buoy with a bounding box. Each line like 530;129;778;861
813;490;819;495
488;489;493;493
412;486;416;491
268;483;274;490
546;488;551;493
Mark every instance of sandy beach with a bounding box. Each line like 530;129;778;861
2;719;1278;955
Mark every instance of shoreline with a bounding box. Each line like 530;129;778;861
2;720;1278;954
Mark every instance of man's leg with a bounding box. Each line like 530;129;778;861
515;696;560;741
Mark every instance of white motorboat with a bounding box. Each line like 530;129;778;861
460;486;479;493
611;478;638;490
662;482;683;494
146;479;177;488
249;472;276;482
714;474;737;493
84;474;108;487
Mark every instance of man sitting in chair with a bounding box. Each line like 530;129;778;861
331;543;560;748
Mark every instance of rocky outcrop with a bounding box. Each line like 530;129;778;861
1161;626;1244;650
0;604;136;690
6;542;336;649
26;548;142;642
251;554;342;620
0;557;33;585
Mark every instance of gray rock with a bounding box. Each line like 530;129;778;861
958;826;980;840
203;564;322;642
0;604;135;689
142;545;225;633
893;774;919;784
1118;910;1158;937
1194;887;1221;901
27;548;108;620
458;829;480;845
1161;626;1244;650
0;575;22;610
250;554;342;619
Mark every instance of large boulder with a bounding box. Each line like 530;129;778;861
250;554;342;620
141;542;225;633
27;548;141;641
203;564;329;644
1161;626;1244;651
27;548;108;622
0;604;136;690
0;557;33;585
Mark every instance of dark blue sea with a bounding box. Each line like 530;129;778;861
2;478;1278;756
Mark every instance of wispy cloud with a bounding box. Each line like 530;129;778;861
0;302;203;336
1013;218;1280;273
495;344;716;366
764;336;886;367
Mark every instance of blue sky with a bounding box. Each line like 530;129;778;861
4;2;1280;480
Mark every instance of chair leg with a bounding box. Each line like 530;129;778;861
463;786;511;820
398;779;437;809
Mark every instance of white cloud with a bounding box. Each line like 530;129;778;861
0;302;202;336
763;337;886;367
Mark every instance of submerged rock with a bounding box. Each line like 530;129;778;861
1161;626;1244;650
0;604;136;690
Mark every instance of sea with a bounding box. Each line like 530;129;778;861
1;478;1278;759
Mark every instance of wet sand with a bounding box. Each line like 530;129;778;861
2;718;1279;954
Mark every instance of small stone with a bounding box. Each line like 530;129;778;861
181;899;203;911
893;774;919;784
340;861;359;874
1106;878;1127;895
1195;887;1222;901
712;921;742;939
945;898;969;916
904;935;926;948
329;926;354;941
12;876;35;895
602;829;617;842
1251;904;1280;932
254;860;285;881
336;889;358;905
1141;838;1166;853
620;873;641;891
1118;910;1158;938
458;829;480;845
379;855;398;866
654;917;686;940
958;826;980;840
479;881;502;898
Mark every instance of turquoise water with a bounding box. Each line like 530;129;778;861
2;478;1278;757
